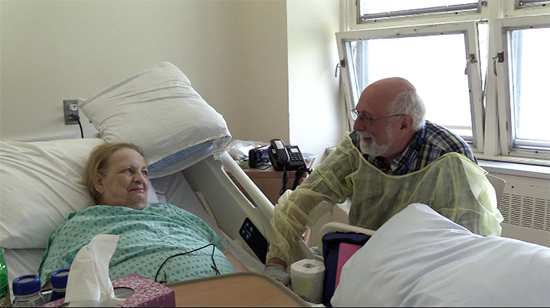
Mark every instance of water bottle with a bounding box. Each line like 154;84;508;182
11;275;45;307
48;269;69;303
0;248;10;307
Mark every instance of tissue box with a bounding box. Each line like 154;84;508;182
41;273;176;307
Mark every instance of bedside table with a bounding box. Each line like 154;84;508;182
167;272;309;307
225;153;315;205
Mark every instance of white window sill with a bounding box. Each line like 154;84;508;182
478;159;550;180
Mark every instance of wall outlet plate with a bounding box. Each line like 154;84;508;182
64;99;79;125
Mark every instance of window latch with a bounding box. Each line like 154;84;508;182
335;59;345;78
492;52;505;76
496;52;504;62
465;54;478;74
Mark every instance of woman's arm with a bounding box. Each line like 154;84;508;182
223;250;248;272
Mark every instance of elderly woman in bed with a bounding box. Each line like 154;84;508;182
38;142;243;286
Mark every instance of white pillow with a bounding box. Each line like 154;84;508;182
332;203;550;307
0;138;103;249
0;138;161;249
79;61;231;179
146;183;160;205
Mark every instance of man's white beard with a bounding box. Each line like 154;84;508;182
358;126;393;157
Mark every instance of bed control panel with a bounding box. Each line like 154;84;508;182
239;218;268;264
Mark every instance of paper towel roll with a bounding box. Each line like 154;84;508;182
290;258;325;304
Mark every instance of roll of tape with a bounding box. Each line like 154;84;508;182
290;258;325;304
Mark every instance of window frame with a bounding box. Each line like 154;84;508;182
493;14;550;160
336;21;485;152
357;1;481;24
514;0;550;10
347;0;485;31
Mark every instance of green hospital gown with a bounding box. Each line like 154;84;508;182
38;203;235;285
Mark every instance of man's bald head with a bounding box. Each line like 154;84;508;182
359;77;417;111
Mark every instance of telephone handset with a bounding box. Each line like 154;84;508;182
268;139;306;171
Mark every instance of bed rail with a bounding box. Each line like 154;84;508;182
182;152;313;265
219;152;275;224
220;152;314;263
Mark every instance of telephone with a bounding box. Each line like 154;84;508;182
268;139;306;171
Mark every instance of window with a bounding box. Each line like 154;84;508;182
494;15;550;157
340;0;550;164
337;23;483;148
358;0;479;22
516;0;550;9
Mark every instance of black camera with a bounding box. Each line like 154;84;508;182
248;145;270;168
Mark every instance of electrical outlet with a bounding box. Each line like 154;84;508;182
63;99;79;125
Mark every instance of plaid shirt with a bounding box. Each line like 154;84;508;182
350;120;477;175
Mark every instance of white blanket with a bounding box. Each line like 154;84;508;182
332;203;550;307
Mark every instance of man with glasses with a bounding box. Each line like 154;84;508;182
349;77;476;174
264;77;502;287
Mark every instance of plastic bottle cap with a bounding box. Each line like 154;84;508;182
50;269;70;289
12;275;41;296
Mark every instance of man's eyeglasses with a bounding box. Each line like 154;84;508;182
351;109;406;125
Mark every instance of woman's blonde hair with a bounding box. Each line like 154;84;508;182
83;142;146;204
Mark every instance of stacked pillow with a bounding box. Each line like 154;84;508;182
79;61;231;178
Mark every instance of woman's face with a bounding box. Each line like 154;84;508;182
93;148;149;210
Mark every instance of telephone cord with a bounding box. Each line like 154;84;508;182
279;165;289;196
291;166;312;190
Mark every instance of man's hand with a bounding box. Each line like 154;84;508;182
263;263;290;287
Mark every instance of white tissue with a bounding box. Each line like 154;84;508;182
290;258;325;304
65;234;126;307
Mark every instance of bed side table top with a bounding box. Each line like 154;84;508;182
166;272;309;307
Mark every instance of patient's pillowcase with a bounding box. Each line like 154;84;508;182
0;139;103;249
79;61;231;178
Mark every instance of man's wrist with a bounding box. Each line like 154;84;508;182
267;257;288;269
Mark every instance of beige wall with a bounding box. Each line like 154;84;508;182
287;0;341;162
234;0;292;143
0;0;341;161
